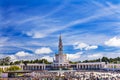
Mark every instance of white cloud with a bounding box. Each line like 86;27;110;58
61;2;119;29
87;53;103;59
15;51;32;57
85;51;120;61
67;52;83;61
105;36;120;47
9;55;17;62
41;56;53;62
74;42;98;50
86;46;98;50
74;42;88;50
35;47;52;54
104;52;120;58
75;53;103;61
0;54;17;62
26;31;46;38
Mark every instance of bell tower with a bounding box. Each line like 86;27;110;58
58;35;63;54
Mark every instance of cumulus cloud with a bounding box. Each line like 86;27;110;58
74;42;98;50
105;36;120;47
72;53;103;61
41;56;53;62
15;51;32;57
85;51;120;61
86;46;98;50
67;52;83;61
35;47;52;54
9;55;17;62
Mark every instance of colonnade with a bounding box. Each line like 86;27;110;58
20;64;46;70
105;64;120;71
77;62;105;70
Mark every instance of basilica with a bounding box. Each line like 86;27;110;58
52;35;69;69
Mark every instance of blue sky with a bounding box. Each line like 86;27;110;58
0;0;120;61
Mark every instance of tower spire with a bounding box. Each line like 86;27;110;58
58;34;63;54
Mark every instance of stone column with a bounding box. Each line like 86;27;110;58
87;65;89;70
78;65;79;69
42;65;44;70
85;65;86;69
77;64;78;69
81;65;83;69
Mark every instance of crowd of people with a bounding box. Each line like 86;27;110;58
23;70;120;80
63;71;120;80
1;70;120;80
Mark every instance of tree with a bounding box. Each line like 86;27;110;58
69;61;77;64
41;59;51;64
102;57;109;63
6;66;21;71
4;57;11;65
0;57;11;65
0;68;3;73
14;61;21;65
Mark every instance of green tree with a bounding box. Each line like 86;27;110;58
0;68;3;73
14;61;21;65
69;61;77;64
102;57;109;63
41;59;51;64
6;66;21;71
5;57;11;64
0;57;11;65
